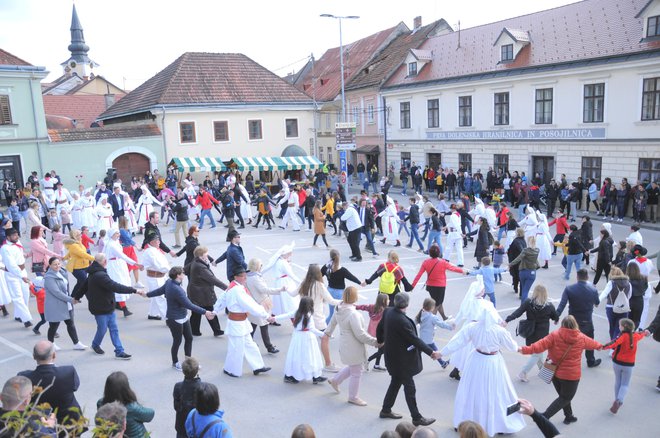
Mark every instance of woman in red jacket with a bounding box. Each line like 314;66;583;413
519;315;602;425
411;244;466;319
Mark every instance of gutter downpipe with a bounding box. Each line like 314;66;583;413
160;105;167;174
382;95;388;179
29;73;44;176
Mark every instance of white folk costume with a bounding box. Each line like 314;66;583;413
281;190;301;230
213;280;270;377
54;185;73;216
41;176;58;209
263;243;300;315
123;194;138;233
80;192;97;231
71;194;83;229
444;209;464;266
448;276;487;372
182;180;199;218
136;185;162;228
483;206;498;231
379;198;399;243
0;262;12;308
519;206;538;240
141;245;169;318
441;301;525;436
238;184;253;221
0;241;32;322
95;196;115;231
104;229;139;303
274;310;324;381
535;211;553;263
469;197;486;224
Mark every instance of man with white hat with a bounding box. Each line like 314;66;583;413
213;266;271;378
141;234;169;320
0;228;33;326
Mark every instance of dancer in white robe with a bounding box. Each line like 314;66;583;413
80;190;97;232
141;235;169;319
0;262;12;316
263;242;301;315
519;206;538;240
95;195;115;232
444;205;464;266
535;211;553;268
238;183;253;223
378;197;399;245
440;301;526;436
123;193;139;233
104;228;142;313
71;193;83;229
0;230;32;324
182;180;199;219
136;185;162;229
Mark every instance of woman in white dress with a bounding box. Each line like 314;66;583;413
71;193;83;229
79;190;96;233
519;206;538;240
104;228;142;317
263;242;301;315
123;193;139;233
378;197;399;246
274;296;326;384
136;185;162;229
95;195;115;232
439;300;526;436
535;211;553;269
182;180;199;221
238;183;253;224
0;262;11;317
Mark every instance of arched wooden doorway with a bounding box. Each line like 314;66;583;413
112;153;150;183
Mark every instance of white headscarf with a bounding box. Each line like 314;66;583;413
262;241;295;273
454;276;485;327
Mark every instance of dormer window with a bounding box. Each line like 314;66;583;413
501;44;514;62
408;62;418;77
648;16;660;37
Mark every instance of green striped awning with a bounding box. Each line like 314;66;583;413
169;157;227;172
231;156;323;171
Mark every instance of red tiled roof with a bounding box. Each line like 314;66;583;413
0;48;32;66
99;53;313;120
43;94;125;129
297;25;405;101
384;0;660;89
48;123;161;142
346;20;450;91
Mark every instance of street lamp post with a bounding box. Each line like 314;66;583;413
320;14;359;123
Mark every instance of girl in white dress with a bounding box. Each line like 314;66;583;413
95;195;115;232
238;183;254;224
71;193;83;229
274;297;326;384
104;228;142;316
440;300;526;436
123;193;139;233
136;185;162;229
79;190;96;233
263;242;301;315
535;211;553;269
378;197;399;246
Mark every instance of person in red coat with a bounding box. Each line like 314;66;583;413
518;315;602;425
195;186;220;230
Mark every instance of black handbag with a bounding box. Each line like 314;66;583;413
31;262;44;274
516;319;535;338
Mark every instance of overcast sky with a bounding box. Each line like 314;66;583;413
1;0;578;90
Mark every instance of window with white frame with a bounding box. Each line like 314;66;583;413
352;106;359;125
648;16;660;37
494;92;509;126
367;104;375;123
583;83;605;123
535;88;553;124
459;96;472;127
642;77;660;121
285;118;299;138
179;121;196;143
501;44;514;62
248;119;263;140
494;154;509;173
213;121;229;142
408;62;417;76
325;113;331;131
400;102;411;129
427;99;439;128
0;95;11;125
639;158;660;183
459;153;472;174
581;157;602;186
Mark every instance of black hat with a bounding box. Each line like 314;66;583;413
227;230;240;240
145;233;161;244
233;266;248;276
5;228;18;236
632;245;647;256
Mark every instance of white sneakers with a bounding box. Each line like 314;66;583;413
53;343;61;351
323;364;341;373
517;372;529;382
73;342;87;350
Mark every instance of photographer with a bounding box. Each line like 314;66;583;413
0;375;57;437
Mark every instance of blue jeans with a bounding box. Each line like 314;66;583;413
362;228;377;255
606;307;628;340
71;268;88;298
493;264;502;282
420;218;431;240
372;182;379;193
398;222;410;237
199;209;216;229
408;223;424;250
485;291;496;307
564;254;582;279
518;204;528;220
402;181;408;195
519;269;536;302
497;226;506;242
427;230;443;254
326;287;344;324
612;362;634;403
427;342;449;366
92;313;124;355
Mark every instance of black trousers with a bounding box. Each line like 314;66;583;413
382;374;422;420
313;234;329;246
509;265;520;293
576;319;596;365
547;199;556;217
629;296;644;330
47;317;79;344
251;323;273;349
190;305;222;336
166;319;193;365
593;260;610;285
543;377;580;419
347;229;362;259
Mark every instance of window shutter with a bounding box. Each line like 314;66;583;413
0;95;11;124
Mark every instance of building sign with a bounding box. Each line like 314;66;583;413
335;122;357;150
425;128;606;141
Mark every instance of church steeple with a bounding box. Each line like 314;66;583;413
60;3;98;79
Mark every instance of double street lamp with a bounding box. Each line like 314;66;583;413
320;14;359;123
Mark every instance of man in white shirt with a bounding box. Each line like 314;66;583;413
213;267;271;378
341;198;362;262
444;204;465;267
41;173;58;209
0;228;32;326
626;224;643;246
53;181;73;217
280;186;301;231
141;235;169;320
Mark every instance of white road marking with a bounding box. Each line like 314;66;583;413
0;335;32;358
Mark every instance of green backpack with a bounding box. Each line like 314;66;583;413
379;264;399;294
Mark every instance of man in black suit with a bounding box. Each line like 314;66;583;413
108;184;125;222
17;340;84;427
376;293;439;427
358;198;379;256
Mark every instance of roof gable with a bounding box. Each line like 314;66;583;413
99;52;313;120
384;0;660;89
0;48;32;66
43;94;125;128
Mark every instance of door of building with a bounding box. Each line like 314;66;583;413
532;156;555;186
427;153;442;171
0;155;23;205
112;153;150;184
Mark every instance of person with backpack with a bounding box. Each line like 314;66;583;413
173;357;203;438
185;382;233;438
363;251;412;306
598;267;632;340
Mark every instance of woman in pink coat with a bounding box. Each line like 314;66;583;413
29;225;58;276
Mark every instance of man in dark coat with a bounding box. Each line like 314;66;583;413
216;230;246;281
72;254;140;359
108;184;125;221
141;211;175;256
185;249;227;337
18;340;83;427
376;293;439;427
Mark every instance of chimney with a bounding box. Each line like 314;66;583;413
104;93;115;109
413;16;422;30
